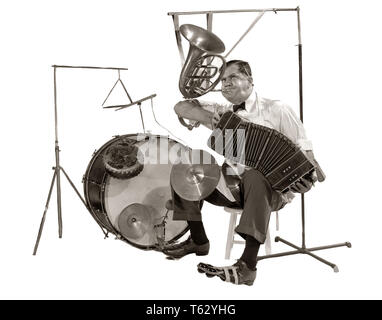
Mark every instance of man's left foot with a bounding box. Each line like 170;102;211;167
163;236;210;259
197;260;256;286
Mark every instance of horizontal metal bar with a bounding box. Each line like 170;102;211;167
307;242;352;252
303;250;337;270
52;65;129;71
168;8;297;16
257;249;301;261
258;239;351;264
275;237;301;250
104;94;157;110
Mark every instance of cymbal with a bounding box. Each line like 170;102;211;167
118;203;157;240
170;149;220;201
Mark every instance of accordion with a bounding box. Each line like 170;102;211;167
207;111;316;192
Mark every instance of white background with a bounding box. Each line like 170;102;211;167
1;0;381;299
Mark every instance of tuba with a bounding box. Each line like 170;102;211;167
179;24;226;99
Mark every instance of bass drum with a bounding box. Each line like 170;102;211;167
83;133;189;249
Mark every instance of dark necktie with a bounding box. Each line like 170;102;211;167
233;101;246;113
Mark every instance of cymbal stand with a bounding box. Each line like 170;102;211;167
33;65;129;255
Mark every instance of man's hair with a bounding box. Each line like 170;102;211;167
225;60;252;78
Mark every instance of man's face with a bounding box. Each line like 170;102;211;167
221;64;253;104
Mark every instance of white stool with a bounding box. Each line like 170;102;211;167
224;207;272;260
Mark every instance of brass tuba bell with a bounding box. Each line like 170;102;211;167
179;24;226;99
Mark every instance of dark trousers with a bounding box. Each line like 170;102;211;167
172;169;283;244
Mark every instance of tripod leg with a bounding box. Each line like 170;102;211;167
304;250;339;272
60;166;88;208
33;171;57;255
55;148;63;238
60;166;109;237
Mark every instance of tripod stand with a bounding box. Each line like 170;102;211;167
257;194;352;272
256;8;351;271
33;65;131;255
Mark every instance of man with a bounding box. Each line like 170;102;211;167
164;60;316;286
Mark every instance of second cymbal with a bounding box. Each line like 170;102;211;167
118;203;157;240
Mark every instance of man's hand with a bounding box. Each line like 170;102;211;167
290;177;313;193
174;100;215;129
211;110;224;128
211;113;220;128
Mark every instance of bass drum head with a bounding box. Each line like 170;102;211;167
83;134;189;249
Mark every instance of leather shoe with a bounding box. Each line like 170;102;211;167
197;259;256;286
163;236;210;259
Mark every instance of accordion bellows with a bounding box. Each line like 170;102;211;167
207;111;316;192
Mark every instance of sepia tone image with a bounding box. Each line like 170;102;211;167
0;0;381;300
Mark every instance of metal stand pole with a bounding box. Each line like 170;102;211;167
53;67;63;238
257;7;351;272
32;66;70;254
33;65;119;255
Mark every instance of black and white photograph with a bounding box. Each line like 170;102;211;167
1;0;381;302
